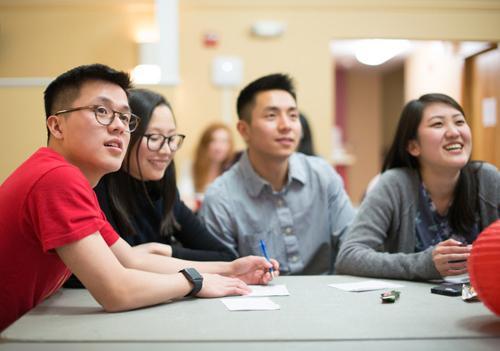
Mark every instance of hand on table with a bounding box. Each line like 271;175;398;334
196;274;250;297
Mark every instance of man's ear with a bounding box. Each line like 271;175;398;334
237;120;250;142
407;139;420;157
46;115;64;140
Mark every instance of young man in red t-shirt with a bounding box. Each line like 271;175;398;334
0;64;278;331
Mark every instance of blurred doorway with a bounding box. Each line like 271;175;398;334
331;39;496;205
463;46;500;167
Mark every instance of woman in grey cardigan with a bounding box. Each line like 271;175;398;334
336;93;499;281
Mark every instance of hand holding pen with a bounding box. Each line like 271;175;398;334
259;240;276;279
229;253;279;285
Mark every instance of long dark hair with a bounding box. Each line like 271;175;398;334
382;93;482;237
102;88;179;237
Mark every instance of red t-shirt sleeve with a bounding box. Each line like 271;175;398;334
25;165;119;252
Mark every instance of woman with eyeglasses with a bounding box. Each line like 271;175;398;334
93;88;237;262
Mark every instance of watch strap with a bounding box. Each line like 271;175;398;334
179;268;203;297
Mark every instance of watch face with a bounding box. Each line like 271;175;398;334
185;268;203;281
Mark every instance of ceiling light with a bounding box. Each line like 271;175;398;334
131;64;161;84
355;39;410;66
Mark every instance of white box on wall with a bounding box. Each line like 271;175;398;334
212;56;243;87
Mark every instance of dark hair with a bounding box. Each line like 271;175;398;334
44;63;132;141
298;113;315;156
382;93;482;237
236;73;296;122
101;89;179;237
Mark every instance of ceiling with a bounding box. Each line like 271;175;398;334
330;39;494;72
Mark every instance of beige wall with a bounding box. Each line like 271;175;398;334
0;1;150;76
0;87;47;177
381;65;405;153
405;42;465;102
0;0;156;182
342;64;405;205
345;70;382;204
2;0;500;184
176;0;335;167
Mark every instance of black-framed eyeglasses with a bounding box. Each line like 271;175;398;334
143;133;186;152
54;105;141;133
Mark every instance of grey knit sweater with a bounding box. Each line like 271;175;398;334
335;163;499;281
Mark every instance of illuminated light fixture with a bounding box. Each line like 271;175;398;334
131;41;162;84
355;39;410;66
135;28;159;43
131;64;162;85
132;0;179;85
251;20;286;38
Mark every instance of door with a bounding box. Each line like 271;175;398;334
463;47;500;167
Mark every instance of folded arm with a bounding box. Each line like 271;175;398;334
57;233;278;311
335;176;440;281
56;233;194;311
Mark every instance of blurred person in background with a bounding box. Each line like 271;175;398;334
180;122;235;211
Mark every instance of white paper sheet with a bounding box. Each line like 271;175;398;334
328;280;404;292
220;297;280;311
247;284;290;297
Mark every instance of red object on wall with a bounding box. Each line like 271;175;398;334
203;32;219;48
469;219;500;316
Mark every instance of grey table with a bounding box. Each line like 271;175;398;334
1;275;499;350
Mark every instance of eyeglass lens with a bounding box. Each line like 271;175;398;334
94;106;139;132
147;134;184;151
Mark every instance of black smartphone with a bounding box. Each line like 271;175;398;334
430;283;462;297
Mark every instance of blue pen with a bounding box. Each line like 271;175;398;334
259;239;275;278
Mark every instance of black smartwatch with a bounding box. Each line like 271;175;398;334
179;268;203;297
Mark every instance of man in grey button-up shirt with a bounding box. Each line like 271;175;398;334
199;73;355;275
